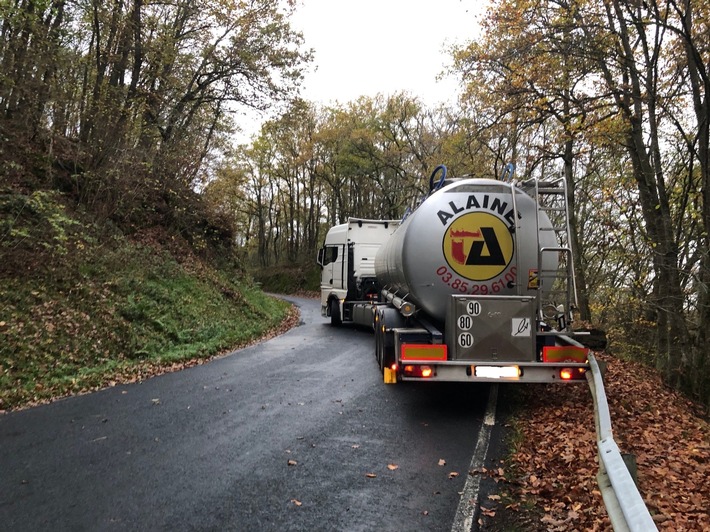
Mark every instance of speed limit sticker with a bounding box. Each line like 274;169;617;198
466;301;481;316
458;332;473;348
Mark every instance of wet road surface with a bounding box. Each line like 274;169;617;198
0;296;501;531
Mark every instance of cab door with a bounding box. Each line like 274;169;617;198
319;244;345;291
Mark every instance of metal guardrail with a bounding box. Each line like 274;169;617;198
586;353;658;531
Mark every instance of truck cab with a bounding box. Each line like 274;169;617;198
316;218;399;325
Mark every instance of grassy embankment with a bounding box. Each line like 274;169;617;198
0;190;291;411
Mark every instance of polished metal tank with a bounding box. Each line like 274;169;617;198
374;178;558;322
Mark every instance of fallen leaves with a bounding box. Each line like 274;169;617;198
438;458;461;479
480;506;496;517
477;352;710;531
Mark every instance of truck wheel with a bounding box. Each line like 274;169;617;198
377;312;395;372
330;298;342;326
382;343;395;372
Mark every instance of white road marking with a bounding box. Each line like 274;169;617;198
451;383;499;532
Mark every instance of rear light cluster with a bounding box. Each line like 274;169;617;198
402;365;434;378
559;367;587;380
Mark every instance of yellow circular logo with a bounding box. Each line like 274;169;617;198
442;212;514;281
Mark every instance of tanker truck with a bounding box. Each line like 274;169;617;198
316;165;589;383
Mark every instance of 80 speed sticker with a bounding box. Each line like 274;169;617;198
457;314;473;330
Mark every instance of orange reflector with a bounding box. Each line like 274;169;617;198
542;346;588;363
401;344;447;361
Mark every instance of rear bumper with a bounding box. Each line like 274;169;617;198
397;360;589;383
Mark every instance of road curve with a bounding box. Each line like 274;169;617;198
0;296;497;531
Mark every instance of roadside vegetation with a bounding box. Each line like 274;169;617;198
0;187;290;410
3;0;709;413
0;1;307;410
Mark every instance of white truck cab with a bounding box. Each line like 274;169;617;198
316;218;399;325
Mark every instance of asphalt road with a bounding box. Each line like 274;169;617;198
0;296;505;532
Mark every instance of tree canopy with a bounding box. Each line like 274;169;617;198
2;0;311;242
206;0;710;409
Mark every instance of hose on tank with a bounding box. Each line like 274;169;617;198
401;165;449;223
500;162;515;181
429;164;447;192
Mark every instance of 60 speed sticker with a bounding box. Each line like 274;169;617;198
458;332;473;348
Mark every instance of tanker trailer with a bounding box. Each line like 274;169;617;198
318;165;589;383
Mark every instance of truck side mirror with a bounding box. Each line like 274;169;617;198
316;247;325;267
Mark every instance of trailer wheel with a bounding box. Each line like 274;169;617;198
330;298;342;326
375;318;383;370
376;310;395;372
375;309;385;370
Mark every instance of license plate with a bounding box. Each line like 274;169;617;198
473;365;520;379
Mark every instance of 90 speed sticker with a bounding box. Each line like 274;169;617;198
466;301;481;316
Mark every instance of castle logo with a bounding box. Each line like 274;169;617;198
442;212;514;281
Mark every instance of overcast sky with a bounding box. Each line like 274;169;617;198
290;0;489;105
236;1;489;140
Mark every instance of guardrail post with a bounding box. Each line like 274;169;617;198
622;454;638;487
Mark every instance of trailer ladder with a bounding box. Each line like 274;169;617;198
519;177;578;332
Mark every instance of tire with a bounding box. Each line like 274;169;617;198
330;298;342;326
377;310;395;372
382;342;395;372
375;314;383;370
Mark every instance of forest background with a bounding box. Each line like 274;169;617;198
1;0;709;413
